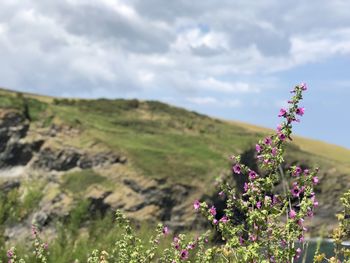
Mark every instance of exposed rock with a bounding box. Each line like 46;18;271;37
32;147;126;171
0;179;20;193
32;211;49;227
86;185;112;216
0;111;43;168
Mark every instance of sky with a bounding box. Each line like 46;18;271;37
0;1;349;149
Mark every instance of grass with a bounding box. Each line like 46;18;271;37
61;169;107;194
1;88;349;186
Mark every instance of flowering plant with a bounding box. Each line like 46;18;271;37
194;83;320;262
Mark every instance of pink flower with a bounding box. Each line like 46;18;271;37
312;176;319;185
307;209;314;218
218;191;224;197
293;166;302;176
163;226;169;235
298;218;304;227
271;147;278;156
276;124;282;132
249;170;257;180
193;200;200;210
296;107;305;116
278;108;287;117
232;164;241;174
243;182;249;192
278;133;286;141
300;83;307;90
289;209;297;219
7;249;14;259
255;144;262;153
220;215;228;223
180;249;189;260
291;185;300;198
209;206;216;216
256;201;262;209
264;137;272;145
311;196;319;208
294;248;302;259
187;243;196;250
249;234;257;242
213;219;218;225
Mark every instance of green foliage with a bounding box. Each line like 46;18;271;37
61;169;106;194
21;186;44;218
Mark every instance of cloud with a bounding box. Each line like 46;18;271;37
186;96;241;107
0;0;349;99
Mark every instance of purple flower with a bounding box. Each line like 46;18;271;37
300;83;307;90
243;182;249;192
209;206;216;216
7;249;14;259
239;236;244;245
249;234;257;242
293;166;302;176
294;248;302;259
187;243;196;250
311;196;319;208
278;133;286;141
297;218;304;227
180;249;189;260
312;176;319;185
304;169;310;175
256;201;262;209
193;200;200;210
291;185;300;198
271;147;278;156
278;108;287;117
218;191;224;197
307;209;314;218
264;137;272;145
163;226;169;235
232;164;241;174
213;219;218;225
220;215;228;223
276;124;282;132
248;170;257;180
296;107;305;116
255;144;262;153
299;235;305;243
289;209;297;219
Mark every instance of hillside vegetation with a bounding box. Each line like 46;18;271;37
0;87;349;256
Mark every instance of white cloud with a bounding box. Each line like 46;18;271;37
0;0;349;99
199;78;258;93
186;97;241;107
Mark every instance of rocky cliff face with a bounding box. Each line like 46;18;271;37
0;109;203;243
0;106;348;245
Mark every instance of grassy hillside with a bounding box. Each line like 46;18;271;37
0;87;350;234
1;87;348;182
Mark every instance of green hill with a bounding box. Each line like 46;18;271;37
0;87;349;244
